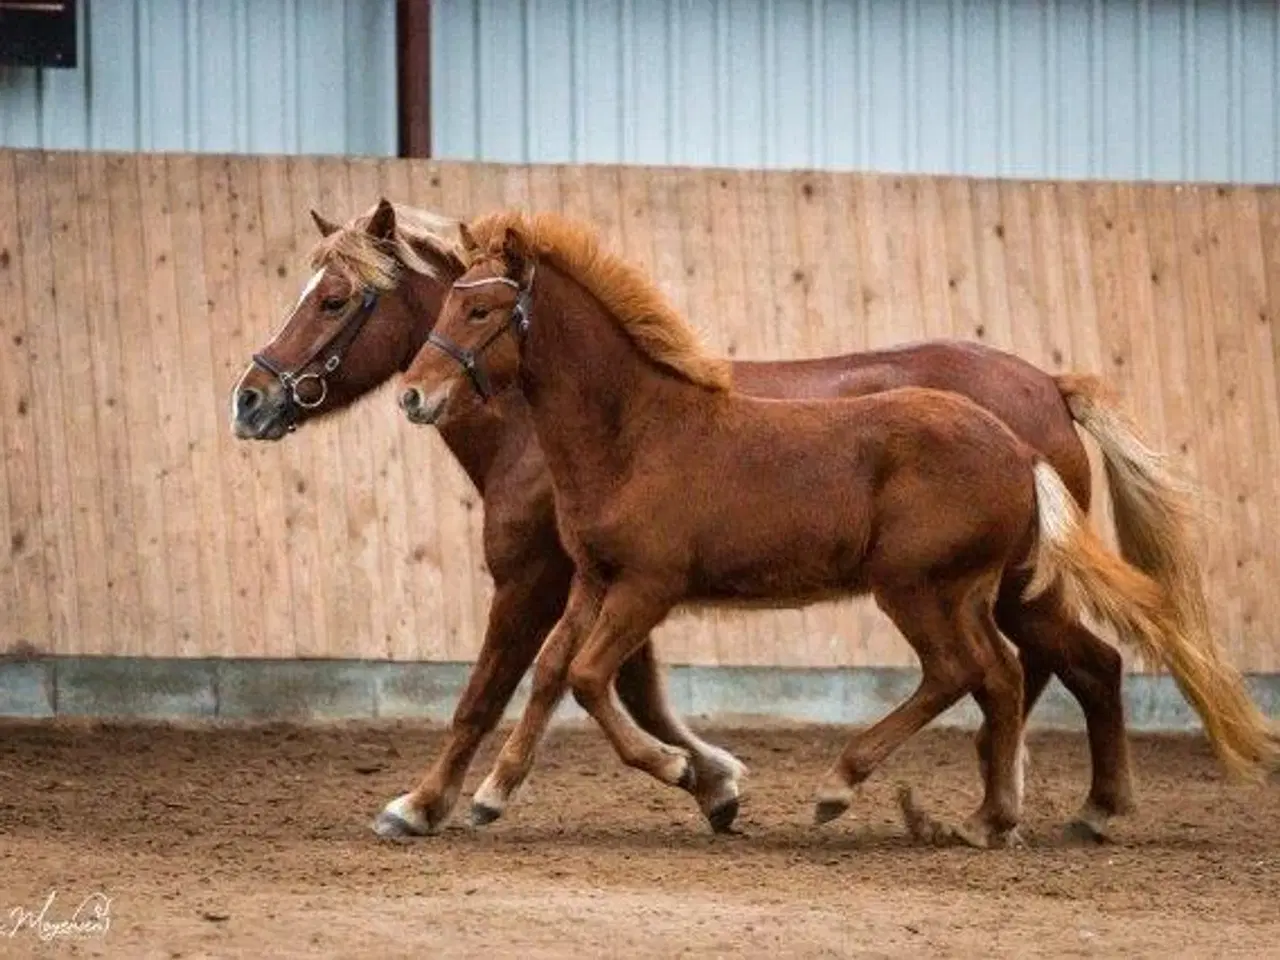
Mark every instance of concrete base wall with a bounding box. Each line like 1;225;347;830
3;657;1279;731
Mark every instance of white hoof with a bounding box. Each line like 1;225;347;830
372;794;433;838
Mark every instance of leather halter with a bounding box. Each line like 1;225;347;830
425;273;532;402
251;288;379;410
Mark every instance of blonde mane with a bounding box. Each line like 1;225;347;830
466;211;732;391
308;202;469;292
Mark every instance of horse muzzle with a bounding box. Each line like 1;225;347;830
399;384;449;426
232;385;296;441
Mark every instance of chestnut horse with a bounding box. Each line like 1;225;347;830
236;200;1207;841
397;210;1273;847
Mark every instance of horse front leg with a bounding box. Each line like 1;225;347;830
469;574;604;824
562;580;693;791
373;556;572;837
615;641;749;832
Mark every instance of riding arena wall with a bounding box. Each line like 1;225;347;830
1;149;1278;721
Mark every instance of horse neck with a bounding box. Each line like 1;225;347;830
519;265;698;501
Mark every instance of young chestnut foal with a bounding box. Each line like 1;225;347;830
397;211;1273;847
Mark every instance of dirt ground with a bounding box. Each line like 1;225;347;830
0;718;1276;959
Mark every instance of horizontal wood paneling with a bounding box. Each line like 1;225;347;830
2;149;1278;673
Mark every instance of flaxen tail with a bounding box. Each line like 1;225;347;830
1026;459;1276;781
1054;374;1212;645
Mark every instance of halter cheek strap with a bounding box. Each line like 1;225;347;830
426;272;533;402
252;288;380;410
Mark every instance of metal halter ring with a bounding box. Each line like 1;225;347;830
282;370;328;409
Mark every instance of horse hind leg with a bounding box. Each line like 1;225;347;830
898;576;1027;849
615;641;748;833
812;577;986;827
995;582;1134;843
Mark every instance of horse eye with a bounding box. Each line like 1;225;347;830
321;297;348;313
469;306;491;322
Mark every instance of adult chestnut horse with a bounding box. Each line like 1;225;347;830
237;200;1196;841
397;210;1273;847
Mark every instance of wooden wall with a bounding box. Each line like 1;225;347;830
2;149;1278;672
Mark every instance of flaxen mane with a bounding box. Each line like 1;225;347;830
467;210;732;391
309;202;469;292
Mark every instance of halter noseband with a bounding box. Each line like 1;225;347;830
252;288;380;411
425;272;532;402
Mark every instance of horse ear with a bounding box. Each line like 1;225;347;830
457;221;480;254
310;209;340;237
366;198;397;240
502;227;535;283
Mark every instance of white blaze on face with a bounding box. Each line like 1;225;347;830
230;269;326;426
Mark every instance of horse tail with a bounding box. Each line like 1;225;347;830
1054;373;1215;661
1025;458;1276;781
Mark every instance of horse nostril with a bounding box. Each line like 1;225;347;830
237;387;262;415
400;387;422;414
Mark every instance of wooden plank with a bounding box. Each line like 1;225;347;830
1114;184;1168;446
968;178;1014;354
71;151;142;657
42;151;111;655
134;152;204;657
500;162;532;211
1201;185;1262;666
1172;186;1239;658
1026;181;1073;374
0;151;52;652
938;177;985;347
587;164;625;256
856;174;897;351
527;161;563;214
1139;185;1199;483
197;155;262;657
882;176;929;350
1053;182;1105;376
15;151;81;653
912;176;954;343
828;170;871;358
618;165;657;281
162;152;234;658
1252;186;1280;671
999;180;1052;369
1221;187;1279;672
793;171;841;358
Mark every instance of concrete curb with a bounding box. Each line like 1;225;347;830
2;656;1278;731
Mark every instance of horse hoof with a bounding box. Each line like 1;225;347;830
470;802;504;827
373;810;424;839
1064;817;1113;845
707;797;741;834
813;798;850;826
372;795;432;838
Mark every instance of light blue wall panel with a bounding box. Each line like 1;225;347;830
432;0;1280;184
0;0;396;156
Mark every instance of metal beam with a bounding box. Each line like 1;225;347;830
397;0;432;158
